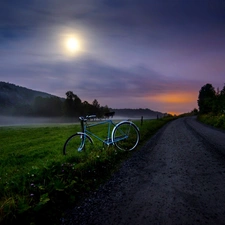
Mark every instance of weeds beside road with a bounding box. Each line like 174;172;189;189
198;113;225;130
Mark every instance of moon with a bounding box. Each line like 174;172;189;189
65;36;80;55
65;37;80;53
59;29;83;56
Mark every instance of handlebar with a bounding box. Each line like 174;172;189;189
79;115;96;121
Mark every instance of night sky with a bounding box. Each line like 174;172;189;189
1;0;225;114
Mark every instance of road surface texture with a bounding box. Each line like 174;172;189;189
61;117;225;225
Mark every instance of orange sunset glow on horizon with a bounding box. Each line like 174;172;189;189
151;92;197;104
143;91;198;115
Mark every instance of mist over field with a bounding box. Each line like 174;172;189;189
0;116;78;126
0;115;157;126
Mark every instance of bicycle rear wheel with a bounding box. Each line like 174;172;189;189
63;133;93;155
112;121;140;151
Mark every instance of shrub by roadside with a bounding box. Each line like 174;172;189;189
197;113;225;130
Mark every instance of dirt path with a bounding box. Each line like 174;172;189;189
61;117;225;225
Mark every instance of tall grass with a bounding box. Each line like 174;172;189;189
197;113;225;130
0;117;175;224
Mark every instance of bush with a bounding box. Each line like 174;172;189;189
198;114;225;130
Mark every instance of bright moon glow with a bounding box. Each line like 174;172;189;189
58;27;85;57
66;37;80;53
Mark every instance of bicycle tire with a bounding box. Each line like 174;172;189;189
112;121;140;151
63;133;93;155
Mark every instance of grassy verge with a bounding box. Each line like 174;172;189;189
197;113;225;130
0;116;175;224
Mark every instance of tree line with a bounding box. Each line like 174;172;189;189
3;91;110;118
198;83;225;114
62;91;110;118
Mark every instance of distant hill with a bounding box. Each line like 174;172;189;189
0;81;57;106
0;81;61;115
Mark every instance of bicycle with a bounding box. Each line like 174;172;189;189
63;115;140;155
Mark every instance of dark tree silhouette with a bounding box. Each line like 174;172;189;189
219;84;225;113
198;83;216;114
63;91;82;116
63;92;109;118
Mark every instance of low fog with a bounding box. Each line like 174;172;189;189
0;115;156;127
0;116;79;126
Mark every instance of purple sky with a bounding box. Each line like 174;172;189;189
1;0;225;114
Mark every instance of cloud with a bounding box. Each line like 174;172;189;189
1;0;225;114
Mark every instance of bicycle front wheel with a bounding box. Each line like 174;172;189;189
63;133;93;155
112;121;140;151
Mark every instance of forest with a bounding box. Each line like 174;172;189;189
198;83;225;115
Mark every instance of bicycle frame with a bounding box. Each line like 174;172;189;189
81;119;117;146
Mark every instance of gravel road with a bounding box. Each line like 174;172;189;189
61;117;225;225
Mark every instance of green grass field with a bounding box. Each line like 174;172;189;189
0;117;175;224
